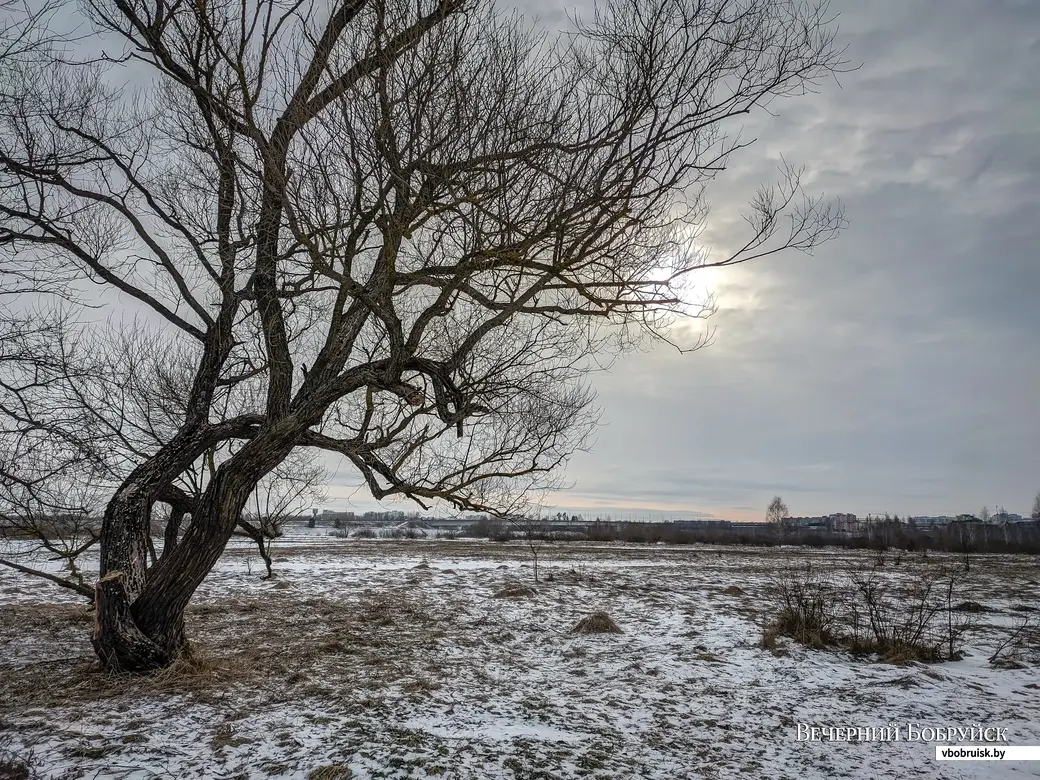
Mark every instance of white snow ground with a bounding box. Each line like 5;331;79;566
1;535;1039;779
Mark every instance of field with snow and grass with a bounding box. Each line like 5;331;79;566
2;530;1039;779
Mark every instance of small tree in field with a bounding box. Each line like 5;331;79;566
1031;492;1040;520
233;451;328;578
766;496;790;542
0;0;847;671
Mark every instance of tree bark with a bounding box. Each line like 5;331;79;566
92;428;299;671
162;507;186;562
92;572;180;672
93;427;231;671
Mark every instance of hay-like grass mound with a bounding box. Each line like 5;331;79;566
722;586;745;596
571;610;622;635
493;584;537;599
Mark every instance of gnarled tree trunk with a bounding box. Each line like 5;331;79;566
93;430;295;672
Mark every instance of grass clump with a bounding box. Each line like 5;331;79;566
951;601;990;613
308;766;353;780
493;584;537;599
571;611;622;635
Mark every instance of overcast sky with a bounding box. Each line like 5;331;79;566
332;0;1040;520
51;0;1034;521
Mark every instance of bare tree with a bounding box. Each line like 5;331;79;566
0;317;326;588
0;0;847;671
511;511;551;583
766;495;789;542
1032;491;1040;520
234;450;328;578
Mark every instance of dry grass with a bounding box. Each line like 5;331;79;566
721;586;745;596
308;765;353;780
492;584;537;599
0;585;450;717
0;753;33;780
571;611;622;635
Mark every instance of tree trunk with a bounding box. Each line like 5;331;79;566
92;427;237;671
162;507;186;562
99;489;152;600
237;518;276;579
92;429;298;672
92;572;181;672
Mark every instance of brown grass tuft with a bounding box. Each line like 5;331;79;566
722;586;745;596
492;584;537;599
0;752;32;780
308;765;353;780
571;611;622;635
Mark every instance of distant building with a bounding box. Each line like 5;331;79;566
825;513;859;532
992;511;1026;524
785;516;828;528
909;515;953;527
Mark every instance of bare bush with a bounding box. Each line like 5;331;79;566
762;563;842;648
763;562;974;663
847;565;973;663
989;614;1040;670
379;528;425;540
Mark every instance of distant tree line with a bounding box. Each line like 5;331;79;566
462;516;1040;554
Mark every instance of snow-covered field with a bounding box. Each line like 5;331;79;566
2;534;1039;779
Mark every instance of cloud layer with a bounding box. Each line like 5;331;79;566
312;0;1039;520
527;0;1040;520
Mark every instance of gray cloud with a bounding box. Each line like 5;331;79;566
533;0;1040;520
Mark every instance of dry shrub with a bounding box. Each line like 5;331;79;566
762;562;974;664
571;611;622;635
989;615;1040;669
492;584;537;599
762;564;840;649
951;601;989;613
722;586;745;596
847;565;973;663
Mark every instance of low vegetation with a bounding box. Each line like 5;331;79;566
762;561;978;663
571;611;623;635
2;540;1037;778
458;517;1040;554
